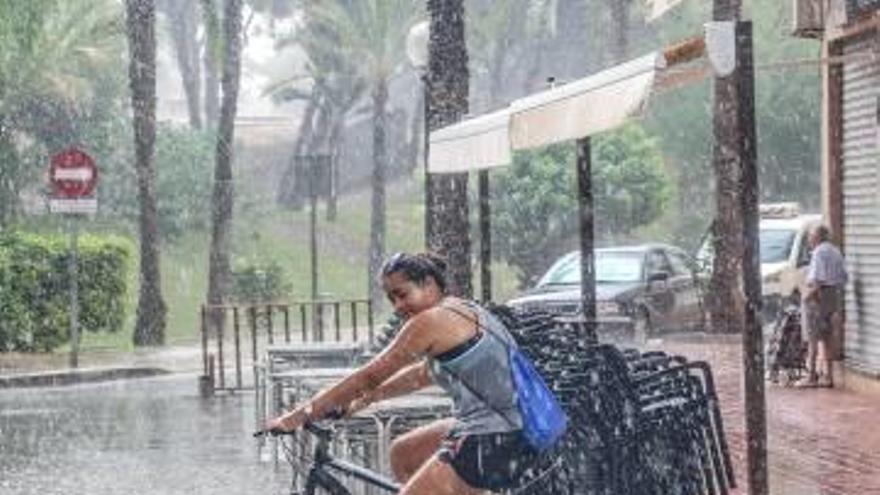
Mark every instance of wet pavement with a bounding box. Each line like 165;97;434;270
2;336;879;494
660;337;880;495
0;373;290;495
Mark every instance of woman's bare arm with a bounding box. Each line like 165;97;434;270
348;360;433;415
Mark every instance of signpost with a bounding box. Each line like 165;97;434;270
295;154;331;340
48;147;98;369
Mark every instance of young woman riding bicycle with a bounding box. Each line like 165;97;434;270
266;252;540;494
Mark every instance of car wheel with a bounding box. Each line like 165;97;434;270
633;308;652;342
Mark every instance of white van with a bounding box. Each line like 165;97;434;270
697;203;822;319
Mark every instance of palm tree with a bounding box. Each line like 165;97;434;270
125;0;167;346
205;0;243;337
269;16;367;213
426;0;471;297
306;0;421;308
199;0;221;128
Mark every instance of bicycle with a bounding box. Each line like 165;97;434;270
256;421;401;495
256;420;568;495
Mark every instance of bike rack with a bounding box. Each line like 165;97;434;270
199;299;374;396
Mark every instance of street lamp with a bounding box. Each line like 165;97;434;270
406;21;429;71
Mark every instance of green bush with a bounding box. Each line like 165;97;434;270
492;124;670;287
230;259;291;303
101;124;214;240
0;230;132;351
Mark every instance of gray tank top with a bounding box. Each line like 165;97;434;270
428;302;523;437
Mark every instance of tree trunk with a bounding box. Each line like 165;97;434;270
125;0;167;346
426;0;471;298
0;121;21;228
326;109;345;221
367;79;388;310
199;0;221;128
162;0;202;129
709;0;745;335
206;0;242;335
277;96;318;208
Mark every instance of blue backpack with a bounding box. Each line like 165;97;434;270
508;345;568;451
442;304;568;453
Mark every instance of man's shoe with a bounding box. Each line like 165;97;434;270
817;376;834;388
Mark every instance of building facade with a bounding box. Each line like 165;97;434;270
796;0;880;390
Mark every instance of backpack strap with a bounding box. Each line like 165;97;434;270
439;301;509;349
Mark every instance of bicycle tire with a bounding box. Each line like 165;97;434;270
303;468;351;495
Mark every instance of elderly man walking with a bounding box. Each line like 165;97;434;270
798;224;847;388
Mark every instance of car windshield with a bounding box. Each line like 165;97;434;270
760;229;796;263
539;251;644;286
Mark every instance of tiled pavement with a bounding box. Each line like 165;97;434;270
658;337;880;495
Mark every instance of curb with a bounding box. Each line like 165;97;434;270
0;367;171;389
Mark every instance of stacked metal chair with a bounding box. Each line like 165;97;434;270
487;305;736;495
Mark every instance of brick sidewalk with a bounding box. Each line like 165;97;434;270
658;337;880;495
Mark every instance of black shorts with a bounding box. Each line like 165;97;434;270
437;430;539;491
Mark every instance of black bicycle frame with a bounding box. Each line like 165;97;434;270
297;422;401;495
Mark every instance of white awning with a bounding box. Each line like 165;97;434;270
509;52;666;150
427;107;511;173
426;51;669;173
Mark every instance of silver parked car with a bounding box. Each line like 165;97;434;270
507;244;708;338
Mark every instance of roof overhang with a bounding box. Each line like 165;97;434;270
508;52;665;150
427;107;511;173
426;36;707;174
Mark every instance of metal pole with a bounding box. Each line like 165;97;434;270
68;216;80;369
200;305;209;374
576;137;597;343
736;20;768;495
233;306;242;390
422;71;433;247
309;161;320;339
478;170;492;302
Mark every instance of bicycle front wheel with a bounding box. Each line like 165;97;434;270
303;468;351;495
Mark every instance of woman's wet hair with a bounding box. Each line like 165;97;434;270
381;252;448;293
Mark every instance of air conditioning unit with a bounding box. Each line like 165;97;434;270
792;0;825;38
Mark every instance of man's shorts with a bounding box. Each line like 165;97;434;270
437;430;538;491
802;286;842;340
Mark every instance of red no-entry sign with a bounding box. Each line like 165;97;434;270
49;148;98;199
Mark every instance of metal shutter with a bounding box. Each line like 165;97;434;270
841;32;880;375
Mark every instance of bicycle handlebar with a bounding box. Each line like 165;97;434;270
253;407;345;438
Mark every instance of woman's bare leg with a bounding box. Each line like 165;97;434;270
399;456;485;495
389;418;455;483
